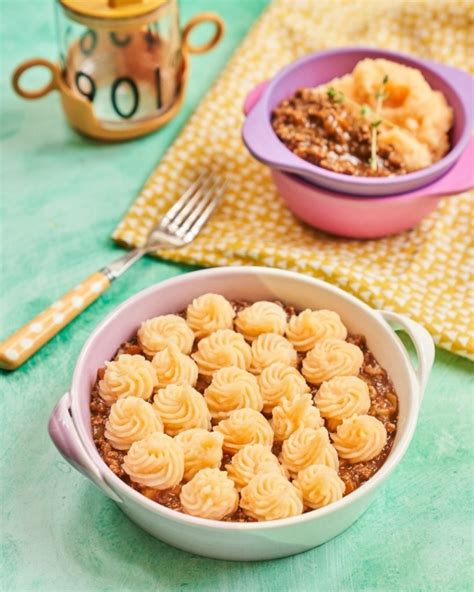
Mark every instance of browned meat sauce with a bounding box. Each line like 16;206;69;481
271;88;406;176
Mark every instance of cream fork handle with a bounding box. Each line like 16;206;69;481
0;271;110;371
0;247;148;371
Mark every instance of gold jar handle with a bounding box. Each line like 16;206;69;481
182;13;225;55
12;58;60;99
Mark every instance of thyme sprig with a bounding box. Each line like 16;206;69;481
324;78;396;172
325;87;397;130
369;75;389;171
327;86;345;103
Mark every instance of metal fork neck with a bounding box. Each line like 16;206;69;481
101;247;147;281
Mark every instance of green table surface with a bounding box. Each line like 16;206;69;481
1;1;473;590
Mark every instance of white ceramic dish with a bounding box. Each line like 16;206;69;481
48;267;434;561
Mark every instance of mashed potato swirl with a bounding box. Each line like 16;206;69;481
302;339;363;385
99;354;157;405
226;443;285;490
175;429;224;481
138;315;194;356
186;293;236;338
235;301;287;341
123;432;184;489
240;472;303;521
331;414;387;463
315;375;371;428
152;344;198;388
286;309;347;352
258;362;310;413
204;366;263;420
293;464;345;509
250;333;297;374
153;384;211;436
180;468;239;520
214;408;274;454
105;397;163;451
192;329;252;375
272;394;324;442
280;427;339;477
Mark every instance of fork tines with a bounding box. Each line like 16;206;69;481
158;173;226;241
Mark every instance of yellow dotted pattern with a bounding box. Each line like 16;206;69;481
113;0;474;359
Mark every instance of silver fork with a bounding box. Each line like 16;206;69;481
0;174;226;370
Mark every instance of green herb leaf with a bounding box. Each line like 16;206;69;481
327;86;336;99
360;104;370;116
383;74;389;84
371;119;382;128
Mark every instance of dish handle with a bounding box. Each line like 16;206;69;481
48;392;122;504
379;311;435;400
434;63;474;122
243;80;270;116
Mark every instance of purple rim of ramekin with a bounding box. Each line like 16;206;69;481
242;47;473;196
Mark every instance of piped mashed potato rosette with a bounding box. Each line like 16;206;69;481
226;443;286;490
280;427;339;477
180;468;239;520
99;354;157;405
286;309;347;352
315;375;371;429
175;428;224;481
214;408;274;454
192;329;252;375
331;414;387;463
240;472;303;521
235;301;287;341
293;464;345;509
186;293;236;338
138;314;194;356
302;339;363;385
105;397;163;450
123;432;184;489
152;343;198;388
271;394;324;442
204;366;263;420
250;333;297;374
258;362;310;413
153;384;211;436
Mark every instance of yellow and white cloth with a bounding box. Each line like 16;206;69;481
113;0;474;359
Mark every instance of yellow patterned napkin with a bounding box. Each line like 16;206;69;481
114;0;474;359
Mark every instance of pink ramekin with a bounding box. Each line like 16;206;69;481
242;47;474;196
243;80;474;238
48;267;434;561
269;139;473;238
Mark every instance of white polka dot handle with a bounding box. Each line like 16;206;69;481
0;174;226;371
0;272;110;371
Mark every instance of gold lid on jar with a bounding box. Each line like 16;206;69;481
58;0;168;20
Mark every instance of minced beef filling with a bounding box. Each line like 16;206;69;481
90;301;398;521
271;88;406;177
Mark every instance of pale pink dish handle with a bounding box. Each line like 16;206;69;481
243;80;269;116
379;311;435;398
48;392;122;503
426;136;474;196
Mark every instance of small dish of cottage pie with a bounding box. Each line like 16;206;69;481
90;294;398;522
